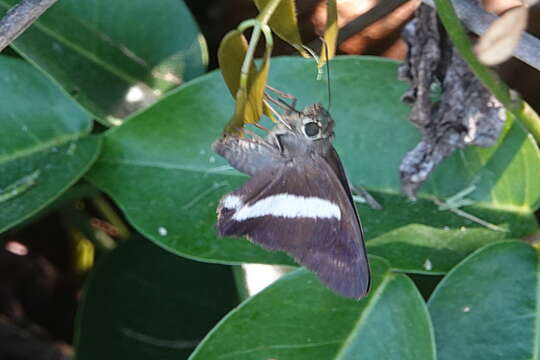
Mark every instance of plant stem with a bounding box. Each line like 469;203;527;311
238;0;281;91
522;102;540;142
239;24;262;90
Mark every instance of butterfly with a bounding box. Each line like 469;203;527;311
213;101;370;299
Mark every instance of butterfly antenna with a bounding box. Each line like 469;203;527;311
299;44;326;82
322;37;332;111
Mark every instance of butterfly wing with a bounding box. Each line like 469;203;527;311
217;153;370;299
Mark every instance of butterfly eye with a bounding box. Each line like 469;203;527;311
304;122;320;138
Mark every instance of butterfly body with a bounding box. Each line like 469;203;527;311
213;103;370;299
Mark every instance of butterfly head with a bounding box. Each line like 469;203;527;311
281;103;335;142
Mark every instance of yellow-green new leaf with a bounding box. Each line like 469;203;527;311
219;28;273;133
218;30;251;98
226;43;272;133
254;0;308;56
320;0;338;68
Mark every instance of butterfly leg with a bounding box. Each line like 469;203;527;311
212;135;284;176
350;184;383;210
264;86;298;114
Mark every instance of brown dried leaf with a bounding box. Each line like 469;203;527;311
398;5;506;198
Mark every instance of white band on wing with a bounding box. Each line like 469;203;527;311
230;194;341;221
222;195;243;210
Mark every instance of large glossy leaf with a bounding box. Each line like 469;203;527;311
75;236;238;360
428;241;540;360
86;56;540;271
189;257;435;360
0;57;101;233
0;0;207;123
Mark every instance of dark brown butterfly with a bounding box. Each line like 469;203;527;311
213;102;370;299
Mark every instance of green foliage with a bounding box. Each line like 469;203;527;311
1;1;540;359
190;257;435;360
0;0;207;124
429;241;540;359
0;57;101;232
86;57;540;273
75;236;238;360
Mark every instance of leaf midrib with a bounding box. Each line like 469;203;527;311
0;132;83;165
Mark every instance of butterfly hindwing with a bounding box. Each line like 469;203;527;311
217;153;370;298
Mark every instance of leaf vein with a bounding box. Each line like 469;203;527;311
0;133;82;165
218;340;342;359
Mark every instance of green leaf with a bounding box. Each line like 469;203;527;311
0;0;207;124
0;56;101;233
189;257;435;360
428;241;540;360
75;236;239;360
86;56;540;271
